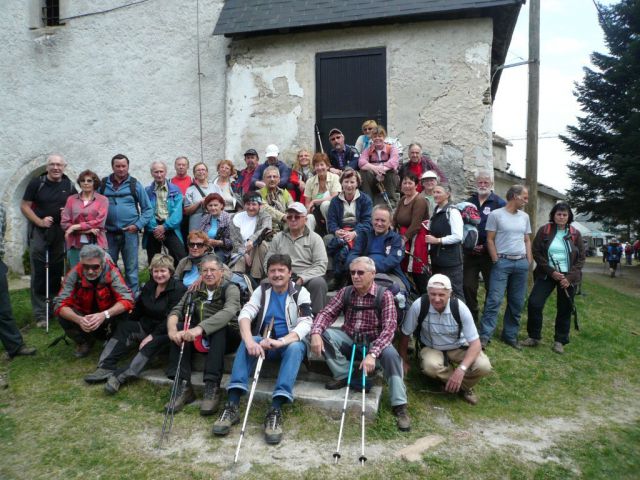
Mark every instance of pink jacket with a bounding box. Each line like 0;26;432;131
60;193;109;250
358;143;399;171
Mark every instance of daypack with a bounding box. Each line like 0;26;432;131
35;174;73;196
99;176;140;212
414;295;463;350
454;202;481;252
342;274;407;325
542;223;580;246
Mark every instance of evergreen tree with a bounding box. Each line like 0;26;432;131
560;0;640;236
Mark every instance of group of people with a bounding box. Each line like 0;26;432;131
2;120;588;442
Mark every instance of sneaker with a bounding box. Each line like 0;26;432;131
104;375;121;395
200;381;221;416
519;337;540;347
84;368;115;384
74;342;93;359
325;377;348;390
461;388;479;405
164;382;195;413
392;404;411;431
212;403;240;436
552;342;565;354
263;407;284;444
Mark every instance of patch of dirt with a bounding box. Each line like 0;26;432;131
582;260;640;298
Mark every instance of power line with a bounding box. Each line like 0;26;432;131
59;0;155;21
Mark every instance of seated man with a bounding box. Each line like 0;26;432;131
164;255;241;415
399;274;492;405
346;205;410;293
213;254;312;444
82;253;186;387
55;244;134;358
327;128;360;175
233;148;260;196
310;256;411;432
251;144;291;190
264;203;328;315
358;126;399;207
258;166;294;234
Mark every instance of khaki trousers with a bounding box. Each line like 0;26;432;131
419;347;492;390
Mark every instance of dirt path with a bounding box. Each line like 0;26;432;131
582;258;640;298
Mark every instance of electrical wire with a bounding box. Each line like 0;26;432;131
59;0;155;21
196;0;204;163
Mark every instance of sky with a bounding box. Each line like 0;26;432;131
492;0;619;193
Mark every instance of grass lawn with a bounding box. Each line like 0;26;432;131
1;275;639;479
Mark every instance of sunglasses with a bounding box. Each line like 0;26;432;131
79;179;94;184
349;270;369;277
188;242;206;248
286;214;304;220
82;264;102;271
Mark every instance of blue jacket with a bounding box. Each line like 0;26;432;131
329;144;360;171
347;228;410;291
143;181;184;246
251;160;291;189
467;192;506;246
102;175;153;232
326;191;373;236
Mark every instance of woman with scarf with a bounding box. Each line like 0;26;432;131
199;193;233;263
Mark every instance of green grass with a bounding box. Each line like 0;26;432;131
1;276;639;479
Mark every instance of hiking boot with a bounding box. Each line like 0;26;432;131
84;368;115;384
502;338;522;351
263;407;284;444
4;345;37;360
74;342;93;359
200;381;221;416
104;375;121;395
461;388;479;405
392;404;411;432
212;403;240;436
325;377;348;390
164;382;195;413
519;337;540;348
552;342;565;354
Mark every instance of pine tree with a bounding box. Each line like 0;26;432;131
560;0;640;237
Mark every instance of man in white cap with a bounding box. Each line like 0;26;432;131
264;202;328;314
251;144;291;190
398;274;492;405
420;170;439;214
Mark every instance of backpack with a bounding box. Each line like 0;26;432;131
415;295;462;350
452;202;480;253
99;176;140;212
35;174;73;196
542;223;580;246
342;274;408;325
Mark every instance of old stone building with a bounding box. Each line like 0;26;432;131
0;0;523;271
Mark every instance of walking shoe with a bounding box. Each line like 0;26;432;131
263;407;284;444
212;403;240;436
480;338;489;350
325;377;348;390
200;381;221;416
552;342;565;354
392;404;411;432
74;342;93;359
519;337;540;347
84;368;115;384
4;345;37;360
35;320;47;328
164;382;195;413
104;375;121;395
502;338;522;351
461;388;479;405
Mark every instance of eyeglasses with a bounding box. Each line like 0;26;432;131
286;214;304;220
188;242;206;248
82;264;102;271
80;179;94;184
349;270;369;277
201;268;220;274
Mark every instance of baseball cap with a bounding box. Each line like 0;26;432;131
427;274;452;290
265;144;279;158
421;170;439;180
244;148;258;157
328;128;343;137
286;202;307;215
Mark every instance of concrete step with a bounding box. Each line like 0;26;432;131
141;368;382;419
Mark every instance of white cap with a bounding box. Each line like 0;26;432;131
421;170;439;180
427;274;452;290
286;202;307;215
265;144;279;158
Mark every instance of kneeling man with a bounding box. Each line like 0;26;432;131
399;274;492;405
310;256;411;431
213;254;312;445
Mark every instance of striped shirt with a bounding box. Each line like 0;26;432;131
311;283;396;357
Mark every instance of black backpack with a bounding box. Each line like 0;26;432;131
414;295;462;350
99;176;140;212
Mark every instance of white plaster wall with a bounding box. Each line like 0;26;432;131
0;0;229;271
225;18;494;194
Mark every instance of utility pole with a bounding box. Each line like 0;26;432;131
525;0;540;233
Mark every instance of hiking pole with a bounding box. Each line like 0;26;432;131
315;124;324;154
45;248;50;333
377;181;393;210
359;335;368;466
234;317;275;464
160;292;195;447
333;335;359;464
550;255;579;331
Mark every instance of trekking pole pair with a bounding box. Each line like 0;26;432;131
234;317;275;464
159;292;195;447
333;333;369;466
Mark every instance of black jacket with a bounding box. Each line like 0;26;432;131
129;278;187;335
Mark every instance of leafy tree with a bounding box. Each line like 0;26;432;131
560;0;640;238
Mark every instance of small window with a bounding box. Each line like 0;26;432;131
42;0;60;27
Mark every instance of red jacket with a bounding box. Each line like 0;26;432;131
54;258;134;316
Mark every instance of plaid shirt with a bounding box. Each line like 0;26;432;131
311;283;397;357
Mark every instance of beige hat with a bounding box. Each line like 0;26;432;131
286;202;307;215
427;274;452;290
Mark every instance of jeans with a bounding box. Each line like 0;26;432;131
0;260;25;356
527;276;575;345
479;257;529;343
106;231;140;296
227;336;307;403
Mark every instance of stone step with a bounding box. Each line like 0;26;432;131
141;369;382;419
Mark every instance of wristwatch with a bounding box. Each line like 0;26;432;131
103;310;111;320
458;364;468;372
370;352;377;360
